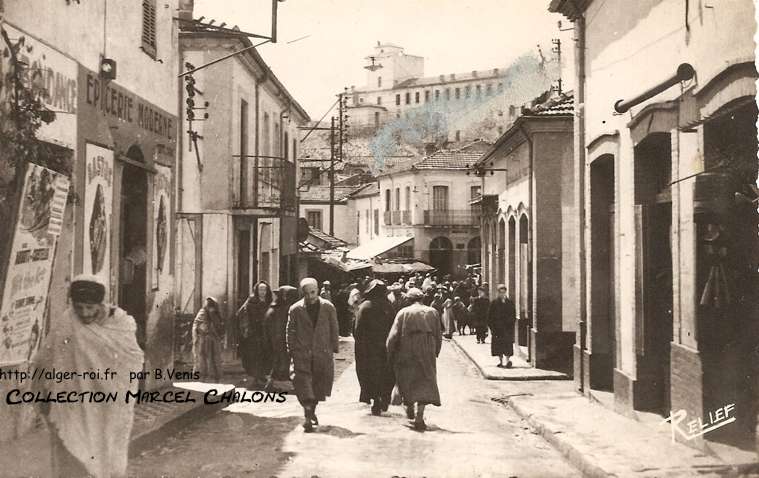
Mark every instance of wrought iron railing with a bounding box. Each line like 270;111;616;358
422;208;481;226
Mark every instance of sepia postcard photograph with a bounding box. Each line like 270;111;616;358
0;0;757;476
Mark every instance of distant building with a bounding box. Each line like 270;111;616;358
299;184;369;246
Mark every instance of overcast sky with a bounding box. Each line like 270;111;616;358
194;0;566;119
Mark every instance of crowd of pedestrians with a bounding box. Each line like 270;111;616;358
189;269;518;433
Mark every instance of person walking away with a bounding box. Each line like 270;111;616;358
264;285;298;392
469;286;490;344
319;280;332;302
387;283;407;316
236;281;273;387
32;275;143;478
452;296;469;335
386;288;442;431
488;284;516;368
193;297;225;382
287;278;340;432
354;279;396;415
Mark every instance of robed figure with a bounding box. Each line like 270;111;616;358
264;285;298;392
354;280;396;415
386;288;442;430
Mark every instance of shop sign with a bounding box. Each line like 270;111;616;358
82;143;113;292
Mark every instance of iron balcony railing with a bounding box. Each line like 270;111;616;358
401;210;411;225
383;211;392;225
391;210;402;225
422;208;481;226
236;156;296;211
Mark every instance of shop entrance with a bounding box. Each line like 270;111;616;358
119;148;148;350
429;236;453;275
589;154;616;392
634;133;673;414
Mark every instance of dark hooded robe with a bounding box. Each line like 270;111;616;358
354;284;395;406
264;285;298;384
237;281;273;383
487;296;516;356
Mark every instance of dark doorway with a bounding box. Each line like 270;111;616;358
467;236;481;265
429;236;453;275
119;158;148;350
497;220;505;284
634;133;673;414
237;228;251;306
589;154;616;392
518;214;530;347
508;217;516;299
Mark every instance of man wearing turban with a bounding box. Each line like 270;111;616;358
32;274;144;477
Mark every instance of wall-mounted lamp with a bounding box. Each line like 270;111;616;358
100;58;117;80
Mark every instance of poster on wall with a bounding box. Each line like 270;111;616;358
152;164;171;290
82;143;114;293
0;163;69;365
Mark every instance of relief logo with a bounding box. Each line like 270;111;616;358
661;403;736;442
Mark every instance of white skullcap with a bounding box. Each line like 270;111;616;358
300;277;318;290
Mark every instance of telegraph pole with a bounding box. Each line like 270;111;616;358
329;116;336;236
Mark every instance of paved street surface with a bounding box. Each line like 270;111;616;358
128;339;580;478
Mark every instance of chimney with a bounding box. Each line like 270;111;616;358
178;0;194;21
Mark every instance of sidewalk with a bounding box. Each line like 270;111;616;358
451;333;569;380
453;334;759;477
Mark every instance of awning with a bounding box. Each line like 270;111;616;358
347;236;413;260
372;261;435;275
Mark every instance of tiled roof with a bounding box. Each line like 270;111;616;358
411;150;483;170
300;185;364;202
348;182;379;198
308;227;348;249
531;92;574;116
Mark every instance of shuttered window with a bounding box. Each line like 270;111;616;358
142;0;157;58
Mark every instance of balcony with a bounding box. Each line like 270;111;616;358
236;156;296;212
401;210;411;225
391;210;401;225
383;211;392;225
422;209;481;227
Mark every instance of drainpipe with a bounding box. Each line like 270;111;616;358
517;121;534;356
574;11;587;393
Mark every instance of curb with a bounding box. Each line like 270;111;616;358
449;337;569;381
504;397;610;478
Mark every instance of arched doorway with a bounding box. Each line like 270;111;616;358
119;145;148;350
497;219;506;284
518;214;530;347
429;236;453;275
467;236;481;265
508;216;516;298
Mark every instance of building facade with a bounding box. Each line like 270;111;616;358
478;93;576;373
0;0;181;440
177;17;309;327
299;185;366;246
375;148;484;275
550;0;758;451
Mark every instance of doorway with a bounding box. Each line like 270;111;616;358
119;157;148;350
429;236;453;275
589;154;616;391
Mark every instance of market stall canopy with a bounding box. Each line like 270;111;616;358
372;261;435;274
347;236;413;260
321;252;372;272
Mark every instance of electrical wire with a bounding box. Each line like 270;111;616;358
300;97;340;143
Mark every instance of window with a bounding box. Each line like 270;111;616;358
377;97;382;105
374;111;380;128
432;186;449;211
405;92;410;104
359;97;364;103
465;85;471;98
498;126;504;135
509;105;516;117
497;82;504;92
396;94;401;106
395;188;400;211
486;84;492;96
365;209;370;233
378;76;382;88
302;167;320;185
435;90;440;100
405;186;410;211
373;209;379;235
455;130;461;141
476;85;481;97
415;92;420;103
141;0;157;58
470;185;481;202
445;88;451;100
284;131;289;160
357;211;360;235
424;90;430;102
306;210;323;230
385;189;391;211
455;87;460;99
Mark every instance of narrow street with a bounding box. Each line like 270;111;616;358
128;339;580;478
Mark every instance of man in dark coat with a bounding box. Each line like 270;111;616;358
264;285;298;392
287;278;340;432
469;286;490;344
487;284;516;368
354;279;396;415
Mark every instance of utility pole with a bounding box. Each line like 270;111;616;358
329;116;336;236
